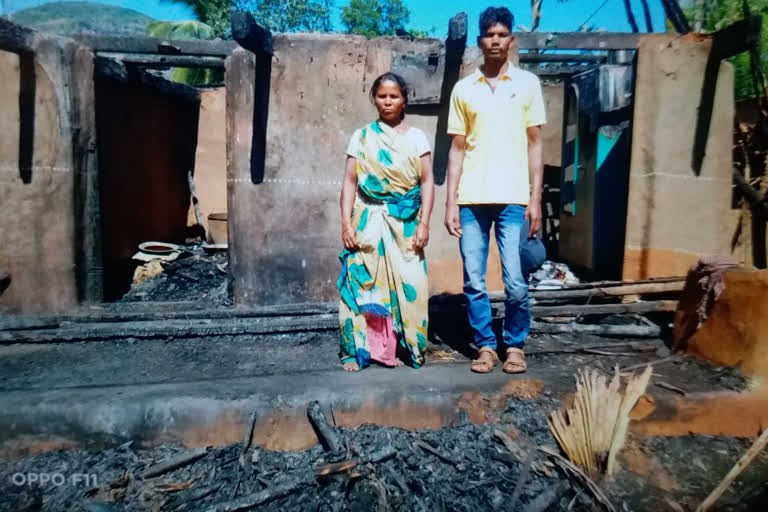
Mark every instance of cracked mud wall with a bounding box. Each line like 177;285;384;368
624;35;735;279
0;36;96;313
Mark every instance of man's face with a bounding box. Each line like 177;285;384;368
479;23;512;61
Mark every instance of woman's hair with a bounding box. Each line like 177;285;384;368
370;72;409;118
479;6;514;36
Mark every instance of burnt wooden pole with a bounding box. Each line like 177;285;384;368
433;12;468;185
231;10;273;185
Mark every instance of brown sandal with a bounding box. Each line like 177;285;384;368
471;347;499;373
503;348;527;374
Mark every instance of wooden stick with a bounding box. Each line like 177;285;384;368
621;355;678;372
530;281;685;300
142;447;210;479
531;321;661;338
173;484;223;511
240;412;256;459
696;428;768;512
531;300;678;317
307;401;343;455
509;448;535;510
656;381;687;395
527;343;656;355
538;445;616;512
315;446;396;476
204;481;303;512
413;439;461;466
523;481;570;512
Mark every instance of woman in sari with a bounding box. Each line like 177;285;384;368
337;72;435;371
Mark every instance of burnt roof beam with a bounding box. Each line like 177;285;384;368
70;34;238;57
231;10;273;56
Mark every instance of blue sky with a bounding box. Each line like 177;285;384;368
6;0;669;37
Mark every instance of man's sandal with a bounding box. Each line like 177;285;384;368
503;348;527;374
471;347;498;373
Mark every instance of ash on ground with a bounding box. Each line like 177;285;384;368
120;247;231;306
2;398;767;512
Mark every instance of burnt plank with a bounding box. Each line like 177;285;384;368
692;16;762;174
0;17;35;54
231;10;273;56
94;56;200;103
71;33;237;56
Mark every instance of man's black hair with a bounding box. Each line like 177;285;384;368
479;6;514;35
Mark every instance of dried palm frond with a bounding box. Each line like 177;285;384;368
548;365;652;477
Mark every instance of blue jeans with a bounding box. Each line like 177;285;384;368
459;205;530;350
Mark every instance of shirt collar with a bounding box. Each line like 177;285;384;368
472;61;516;84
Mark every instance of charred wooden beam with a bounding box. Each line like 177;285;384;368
94;56;200;103
0;314;339;344
530;321;660;338
97;52;226;69
513;31;665;50
231;10;273;56
693;16;762;175
660;0;691;34
0;17;35;54
733;168;768;218
530;300;678;317
433;12;467;185
307;401;343;455
519;53;607;63
71;34;237;56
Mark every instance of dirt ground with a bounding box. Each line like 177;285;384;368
0;327;765;511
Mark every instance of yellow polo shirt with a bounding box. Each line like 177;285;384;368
447;63;546;205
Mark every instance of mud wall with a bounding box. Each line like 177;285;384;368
190;87;228;236
0;29;98;313
624;35;735;279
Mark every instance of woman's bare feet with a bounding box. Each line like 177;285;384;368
393;358;405;367
343;361;360;372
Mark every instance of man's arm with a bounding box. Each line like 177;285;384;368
525;125;543;236
444;135;466;237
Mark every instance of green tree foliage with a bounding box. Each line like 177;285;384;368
171;0;232;38
146;20;223;87
685;0;768;100
173;0;334;34
342;0;413;37
240;0;334;32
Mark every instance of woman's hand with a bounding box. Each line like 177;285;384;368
342;223;359;250
412;221;429;250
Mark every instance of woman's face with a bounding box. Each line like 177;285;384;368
374;80;405;123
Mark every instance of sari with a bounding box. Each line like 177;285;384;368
337;120;429;369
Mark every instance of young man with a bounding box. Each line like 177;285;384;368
445;6;546;374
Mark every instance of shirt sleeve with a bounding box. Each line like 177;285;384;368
447;86;467;136
345;129;361;157
412;128;432;156
525;75;547;127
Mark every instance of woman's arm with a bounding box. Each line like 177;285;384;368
340;156;359;250
413;152;434;250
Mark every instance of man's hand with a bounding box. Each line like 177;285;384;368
444;204;462;238
342;223;359;250
524;200;542;237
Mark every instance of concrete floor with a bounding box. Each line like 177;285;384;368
0;331;750;460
